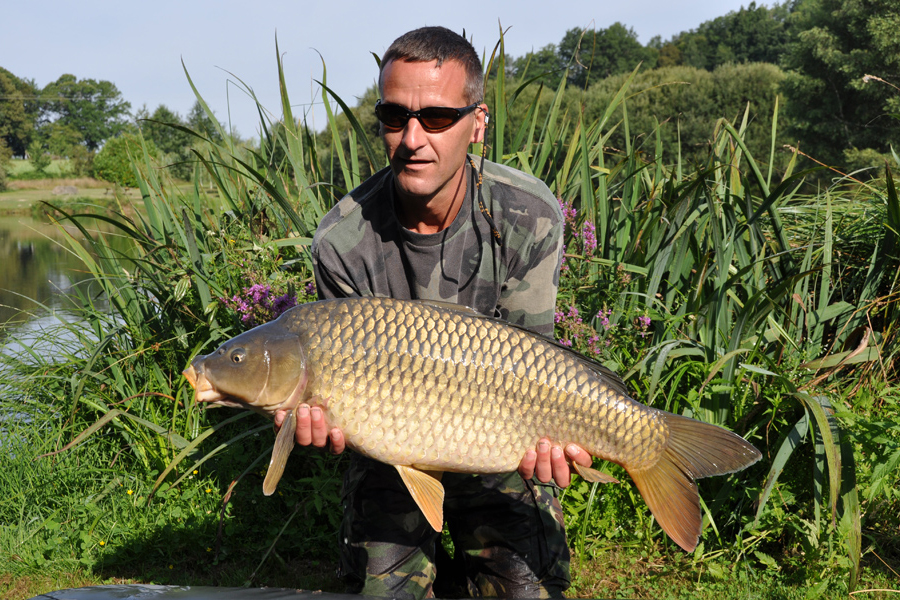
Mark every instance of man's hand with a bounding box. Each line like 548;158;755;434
274;404;345;454
518;438;592;488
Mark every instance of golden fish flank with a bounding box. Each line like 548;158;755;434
183;296;761;553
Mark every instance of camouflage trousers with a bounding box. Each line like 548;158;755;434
338;455;571;599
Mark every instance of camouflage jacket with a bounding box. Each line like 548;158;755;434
311;155;563;336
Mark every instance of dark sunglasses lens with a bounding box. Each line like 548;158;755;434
375;104;409;128
418;108;460;130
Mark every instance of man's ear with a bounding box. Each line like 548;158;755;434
471;104;489;144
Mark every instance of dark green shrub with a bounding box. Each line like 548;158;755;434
93;133;158;187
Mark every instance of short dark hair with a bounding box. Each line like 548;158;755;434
379;26;484;104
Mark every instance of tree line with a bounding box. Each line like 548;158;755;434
505;0;898;170
0;69;221;186
1;0;897;190
321;0;898;188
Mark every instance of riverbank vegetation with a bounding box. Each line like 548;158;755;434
3;2;900;598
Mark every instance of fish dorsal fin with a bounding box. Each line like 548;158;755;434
573;461;619;484
263;408;297;496
395;465;445;532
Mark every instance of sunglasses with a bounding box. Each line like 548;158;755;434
375;100;481;132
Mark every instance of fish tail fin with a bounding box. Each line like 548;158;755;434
626;413;761;552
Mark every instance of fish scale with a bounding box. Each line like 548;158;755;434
184;296;761;552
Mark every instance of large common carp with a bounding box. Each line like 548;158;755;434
183;297;760;552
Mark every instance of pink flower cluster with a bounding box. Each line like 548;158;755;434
557;197;598;258
222;283;298;327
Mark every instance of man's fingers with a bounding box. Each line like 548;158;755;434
550;445;572;488
310;406;328;447
518;449;537;479
295;404;312;446
565;443;593;467
330;427;346;454
534;439;552;484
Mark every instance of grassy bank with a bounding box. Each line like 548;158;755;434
2;43;898;599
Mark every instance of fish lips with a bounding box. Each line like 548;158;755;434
182;362;228;404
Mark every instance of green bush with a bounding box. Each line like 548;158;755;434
68;145;94;177
0;138;10;191
27;140;52;174
581;62;787;166
93;133;158;187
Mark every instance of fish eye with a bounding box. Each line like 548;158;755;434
230;349;246;363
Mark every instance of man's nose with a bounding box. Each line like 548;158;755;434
400;116;427;149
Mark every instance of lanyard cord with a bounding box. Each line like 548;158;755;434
469;131;502;245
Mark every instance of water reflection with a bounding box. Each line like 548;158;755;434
0;214;127;328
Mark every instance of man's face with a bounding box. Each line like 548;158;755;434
379;59;486;206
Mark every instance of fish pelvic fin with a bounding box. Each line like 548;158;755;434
573;461;619;484
395;465;445;532
263;408;297;496
626;413;762;552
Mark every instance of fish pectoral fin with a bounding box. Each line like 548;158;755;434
263;408;297;496
573;462;619;484
395;465;445;532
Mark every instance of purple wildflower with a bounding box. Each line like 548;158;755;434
582;220;597;254
596;308;612;330
271;293;298;318
636;314;652;338
566;305;582;324
558;198;577;230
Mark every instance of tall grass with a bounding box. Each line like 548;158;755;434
2;36;898;597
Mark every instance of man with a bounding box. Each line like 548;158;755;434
275;26;591;598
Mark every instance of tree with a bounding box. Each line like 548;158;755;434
138;104;195;180
559;23;658;89
581;62;788;167
140;104;192;155
508;44;566;87
39;121;83;157
666;2;795;71
41;74;131;151
0;67;40;157
186;100;224;143
28;139;52;174
780;0;900;166
93;133;158;187
0;138;11;191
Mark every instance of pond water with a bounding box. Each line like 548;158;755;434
0;212;123;328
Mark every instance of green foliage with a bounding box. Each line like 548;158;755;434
781;0;900;166
38;121;84;157
663;1;794;70
27;139;51;174
68;144;95;177
92;133;159;187
40;74;131;151
0;66;39;157
0;138;10;191
137;104;196;180
559;23;659;88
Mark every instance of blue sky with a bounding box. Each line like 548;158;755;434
3;0;760;140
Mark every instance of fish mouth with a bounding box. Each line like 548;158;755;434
182;365;226;404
